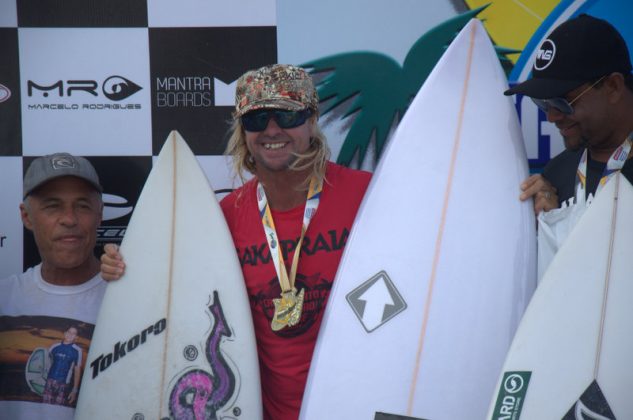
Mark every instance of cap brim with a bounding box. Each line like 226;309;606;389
236;99;306;117
24;174;102;198
504;77;586;99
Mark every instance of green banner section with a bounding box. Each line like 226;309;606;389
490;371;532;420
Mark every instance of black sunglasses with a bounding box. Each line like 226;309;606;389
531;76;606;115
241;108;312;132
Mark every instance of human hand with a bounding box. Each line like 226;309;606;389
67;388;78;404
100;243;125;281
520;174;559;214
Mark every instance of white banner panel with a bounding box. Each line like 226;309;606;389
0;157;24;279
0;1;17;27
19;28;152;156
147;0;276;27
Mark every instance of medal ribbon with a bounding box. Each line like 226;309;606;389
257;176;322;296
576;135;632;196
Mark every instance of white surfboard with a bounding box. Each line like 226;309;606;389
75;131;261;420
25;347;49;396
299;19;536;420
487;174;633;420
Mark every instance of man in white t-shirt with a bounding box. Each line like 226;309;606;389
0;153;107;420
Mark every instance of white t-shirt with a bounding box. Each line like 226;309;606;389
0;264;106;420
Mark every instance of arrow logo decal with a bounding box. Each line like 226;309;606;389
346;271;407;333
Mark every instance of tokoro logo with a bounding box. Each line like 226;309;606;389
27;75;142;101
0;83;10;103
490;371;531;419
89;318;167;379
534;39;556;71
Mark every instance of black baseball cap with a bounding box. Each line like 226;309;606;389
24;153;102;198
505;14;632;99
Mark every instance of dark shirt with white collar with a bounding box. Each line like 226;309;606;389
543;148;633;206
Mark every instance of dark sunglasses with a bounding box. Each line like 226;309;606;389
531;76;606;115
241;108;313;132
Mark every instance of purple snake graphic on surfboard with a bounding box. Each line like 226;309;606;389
168;291;236;420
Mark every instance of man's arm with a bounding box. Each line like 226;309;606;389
68;363;81;404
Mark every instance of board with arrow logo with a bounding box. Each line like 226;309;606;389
300;19;536;420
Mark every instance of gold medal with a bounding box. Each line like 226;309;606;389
258;177;322;332
271;288;305;331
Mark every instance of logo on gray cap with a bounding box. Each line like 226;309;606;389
51;155;77;170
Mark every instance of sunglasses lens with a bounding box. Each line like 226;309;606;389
241;111;271;131
531;98;548;112
531;97;573;115
275;109;311;128
242;109;312;132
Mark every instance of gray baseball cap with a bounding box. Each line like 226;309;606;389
23;153;102;198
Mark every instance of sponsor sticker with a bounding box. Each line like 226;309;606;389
26;76;143;110
490;371;531;420
346;271;406;333
534;39;556;71
562;380;615;420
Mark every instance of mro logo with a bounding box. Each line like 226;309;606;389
27;76;142;101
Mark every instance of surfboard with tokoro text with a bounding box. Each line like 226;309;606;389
75;131;261;420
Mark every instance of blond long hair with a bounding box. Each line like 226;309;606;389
224;114;331;189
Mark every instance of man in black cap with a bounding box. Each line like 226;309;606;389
0;153;106;419
507;14;633;214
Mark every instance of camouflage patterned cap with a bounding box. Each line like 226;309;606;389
234;64;319;118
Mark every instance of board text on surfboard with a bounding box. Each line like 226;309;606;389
89;318;167;379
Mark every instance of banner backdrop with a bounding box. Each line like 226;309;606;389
1;0;632;278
